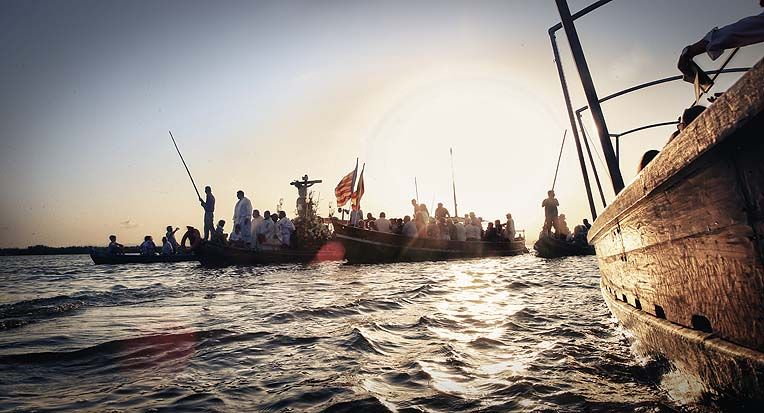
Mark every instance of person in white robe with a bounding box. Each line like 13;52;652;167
233;190;253;244
454;220;467;241
255;211;274;250
504;213;516;241
250;209;264;248
267;213;281;246
277;211;296;247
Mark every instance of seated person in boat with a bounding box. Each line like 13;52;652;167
541;190;560;237
277;211;295;247
161;237;174;255
465;218;482;241
165;226;180;253
402;215;418;238
435;203;450;220
255;211;274;249
180;226;202;252
504;213;516;241
446;219;457;240
426;218;438;239
557;214;571;240
641;105;707;171
436;218;450;240
494;220;503;237
393;218;404;235
213;220;228;244
484;222;501;242
453;219;467;241
572;225;589;246
140;235;156;256
375;212;391;233
583;219;591;230
107;235;124;255
365;213;377;230
229;223;248;247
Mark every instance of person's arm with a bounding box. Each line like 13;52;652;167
173;227;179;235
680;12;764;65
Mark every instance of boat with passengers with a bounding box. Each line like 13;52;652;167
550;0;764;402
333;220;528;264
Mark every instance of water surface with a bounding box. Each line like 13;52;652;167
0;254;682;412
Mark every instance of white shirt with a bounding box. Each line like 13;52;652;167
375;218;391;233
233;196;253;222
402;221;418;237
454;222;467;241
704;11;764;60
229;231;242;241
465;224;480;240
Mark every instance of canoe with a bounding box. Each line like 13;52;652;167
333;221;528;264
533;235;595;258
195;242;344;266
90;252;197;265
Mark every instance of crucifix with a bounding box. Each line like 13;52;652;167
290;175;322;217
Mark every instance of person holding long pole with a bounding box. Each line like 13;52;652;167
169;131;215;241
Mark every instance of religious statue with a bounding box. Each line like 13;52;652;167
290;175;322;218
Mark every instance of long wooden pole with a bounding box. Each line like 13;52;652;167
414;177;419;202
551;130;567;191
169;130;202;201
450;147;458;217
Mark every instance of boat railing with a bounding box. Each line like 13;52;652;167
550;0;753;218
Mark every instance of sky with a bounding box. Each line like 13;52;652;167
1;0;762;247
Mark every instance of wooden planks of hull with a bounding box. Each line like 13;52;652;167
589;57;764;398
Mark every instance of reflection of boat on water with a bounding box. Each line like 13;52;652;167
195;242;343;267
90;252;197;265
551;1;764;401
333;221;528;264
533;236;594;258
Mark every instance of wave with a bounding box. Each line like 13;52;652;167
0;283;172;331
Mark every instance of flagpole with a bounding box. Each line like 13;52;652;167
450;147;458;218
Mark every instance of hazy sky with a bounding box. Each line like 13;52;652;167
1;0;762;247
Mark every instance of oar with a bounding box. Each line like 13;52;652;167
551;129;567;191
169;130;202;201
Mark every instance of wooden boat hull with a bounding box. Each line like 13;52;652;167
90;253;197;265
589;59;764;399
333;222;528;264
533;236;594;258
195;242;343;266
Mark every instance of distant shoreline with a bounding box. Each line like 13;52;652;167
0;246;95;256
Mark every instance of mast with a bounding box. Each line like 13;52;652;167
555;0;625;194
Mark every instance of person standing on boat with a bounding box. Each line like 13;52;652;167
402;215;418;238
411;199;419;217
465;218;481;241
107;235;124;255
277;211;295;247
435;203;450;220
542;190;560;237
165;226;180;253
504;213;516;241
251;209;264;248
200;186;216;241
232;190;253;245
349;207;364;227
375;212;391;233
678;3;764;70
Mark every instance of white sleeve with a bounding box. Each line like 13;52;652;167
703;12;764;60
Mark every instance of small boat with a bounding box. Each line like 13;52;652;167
333;221;528;264
195;242;344;266
90;252;197;265
533;235;595;258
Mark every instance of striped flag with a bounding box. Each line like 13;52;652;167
351;164;365;211
335;160;358;207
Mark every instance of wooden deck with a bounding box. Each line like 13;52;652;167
588;57;764;397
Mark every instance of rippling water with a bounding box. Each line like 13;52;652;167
0;254;686;412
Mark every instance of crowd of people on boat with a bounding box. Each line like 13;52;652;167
345;199;519;242
105;187;298;255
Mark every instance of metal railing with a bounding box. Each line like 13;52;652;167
550;0;750;219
